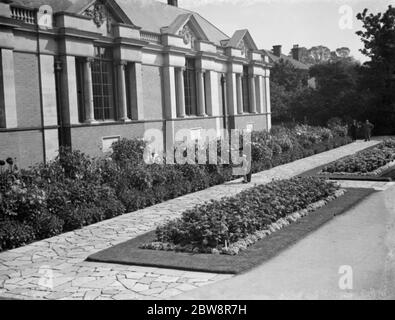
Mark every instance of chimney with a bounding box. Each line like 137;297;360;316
168;0;178;6
272;45;282;57
291;44;301;61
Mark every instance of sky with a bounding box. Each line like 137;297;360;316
157;0;395;63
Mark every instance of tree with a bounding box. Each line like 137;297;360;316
283;58;364;126
270;59;308;91
356;5;395;134
296;46;352;65
309;45;332;64
305;59;362;124
336;47;351;59
270;59;309;123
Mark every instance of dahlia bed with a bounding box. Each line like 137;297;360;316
321;139;395;176
140;177;344;255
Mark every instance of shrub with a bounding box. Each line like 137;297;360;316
59;205;106;231
111;138;146;167
0;219;36;251
176;164;211;192
251;142;273;163
94;186;125;219
33;211;64;239
327;117;348;137
0;123;351;252
0;177;47;223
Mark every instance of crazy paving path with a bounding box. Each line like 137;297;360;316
0;140;382;300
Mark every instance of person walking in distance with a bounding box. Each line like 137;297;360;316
242;140;252;183
363;120;374;141
349;120;358;142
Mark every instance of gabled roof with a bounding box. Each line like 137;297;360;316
9;0;230;45
115;0;228;45
162;13;192;34
224;29;258;50
264;49;309;70
160;12;209;42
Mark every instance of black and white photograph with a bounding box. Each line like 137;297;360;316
0;0;395;307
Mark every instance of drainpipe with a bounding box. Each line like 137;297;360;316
54;58;64;148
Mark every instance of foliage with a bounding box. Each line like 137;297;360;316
271;59;308;91
322;139;395;174
111;138;147;167
148;177;339;253
356;5;395;135
0;149;125;251
271;16;395;136
293;45;354;65
270;59;309;123
0;125;350;252
0;218;36;252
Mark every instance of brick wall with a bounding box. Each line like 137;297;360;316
70;122;149;157
142;65;163;120
0;130;44;168
14;52;41;128
234;114;268;132
173;117;219;134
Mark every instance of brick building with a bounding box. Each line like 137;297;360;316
266;44;309;71
0;0;272;168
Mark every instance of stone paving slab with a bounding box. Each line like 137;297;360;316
334;180;395;191
0;140;380;300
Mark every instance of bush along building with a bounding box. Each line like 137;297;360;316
0;0;272;168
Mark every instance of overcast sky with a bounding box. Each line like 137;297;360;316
157;0;394;62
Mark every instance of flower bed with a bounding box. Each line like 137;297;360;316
140;177;342;255
320;139;395;176
0;125;350;252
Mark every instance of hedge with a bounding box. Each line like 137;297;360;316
0;124;351;252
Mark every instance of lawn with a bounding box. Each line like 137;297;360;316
87;188;374;274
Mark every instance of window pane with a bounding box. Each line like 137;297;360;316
0;51;5;128
91;47;115;121
75;58;86;123
184;58;197;116
242;66;250;113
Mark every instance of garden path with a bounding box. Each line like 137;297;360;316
175;181;395;300
0;140;381;300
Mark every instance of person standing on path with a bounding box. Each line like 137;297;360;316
242;140;252;184
363;120;374;141
349;120;359;141
242;154;252;183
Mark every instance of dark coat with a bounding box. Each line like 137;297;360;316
363;123;374;135
350;124;358;136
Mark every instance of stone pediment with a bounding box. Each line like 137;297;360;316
161;13;209;49
80;0;129;36
223;29;259;57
